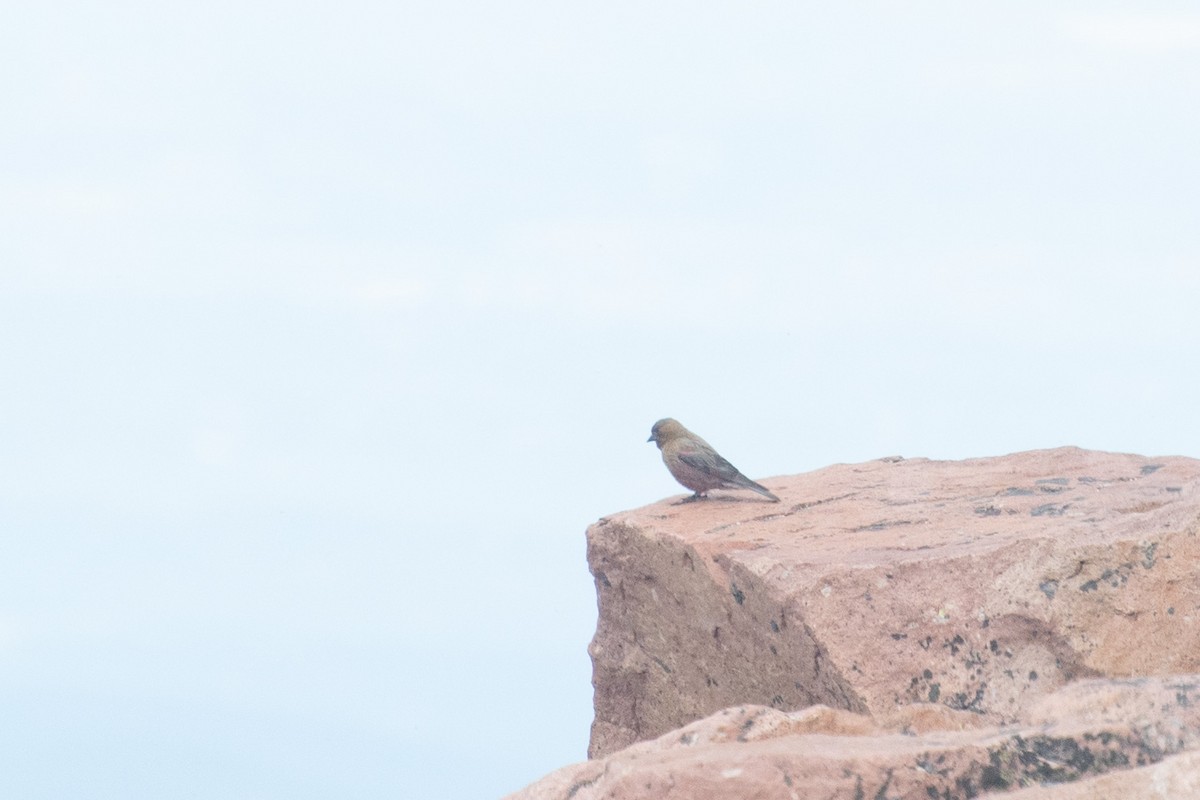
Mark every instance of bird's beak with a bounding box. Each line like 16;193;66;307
646;434;654;443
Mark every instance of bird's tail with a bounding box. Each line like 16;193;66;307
744;478;780;502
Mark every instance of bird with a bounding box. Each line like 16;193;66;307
647;418;780;502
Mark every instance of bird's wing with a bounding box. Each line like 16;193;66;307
677;445;743;483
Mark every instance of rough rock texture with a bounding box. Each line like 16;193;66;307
998;750;1200;799
507;677;1200;800
586;448;1200;758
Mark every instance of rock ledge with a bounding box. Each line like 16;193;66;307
510;447;1200;799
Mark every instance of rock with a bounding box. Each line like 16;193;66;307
586;447;1200;758
996;750;1200;799
507;676;1200;800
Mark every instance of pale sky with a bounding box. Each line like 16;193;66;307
3;3;1199;799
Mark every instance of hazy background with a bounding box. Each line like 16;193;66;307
3;2;1198;798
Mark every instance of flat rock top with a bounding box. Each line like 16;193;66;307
615;447;1200;576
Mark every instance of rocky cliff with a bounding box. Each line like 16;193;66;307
508;447;1200;799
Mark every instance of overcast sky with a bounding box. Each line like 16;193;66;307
3;3;1199;799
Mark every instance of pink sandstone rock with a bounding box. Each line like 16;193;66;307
585;447;1200;758
507;676;1200;800
997;750;1200;799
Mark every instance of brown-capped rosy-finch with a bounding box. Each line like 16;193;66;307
647;418;780;502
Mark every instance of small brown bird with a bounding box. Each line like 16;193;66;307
647;418;780;502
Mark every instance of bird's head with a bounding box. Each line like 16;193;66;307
647;418;687;447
